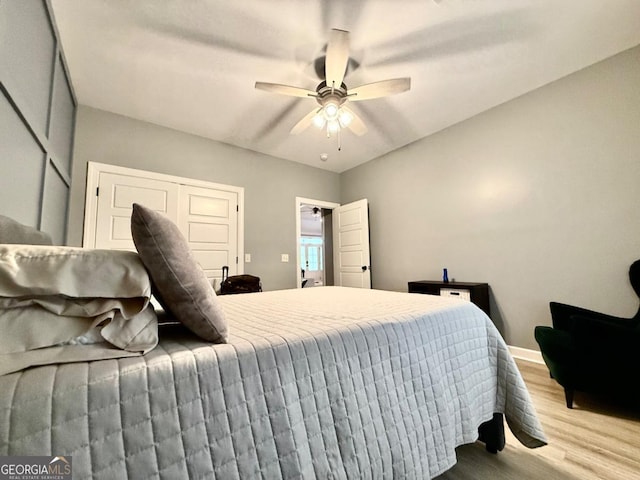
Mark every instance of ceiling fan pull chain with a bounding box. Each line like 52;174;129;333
338;128;342;151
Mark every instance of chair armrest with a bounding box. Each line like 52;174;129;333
534;326;575;363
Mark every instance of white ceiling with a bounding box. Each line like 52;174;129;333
50;0;640;173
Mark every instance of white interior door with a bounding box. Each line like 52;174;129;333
94;173;179;250
178;185;238;290
333;199;371;288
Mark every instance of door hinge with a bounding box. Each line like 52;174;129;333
236;205;239;212
96;187;99;197
236;256;239;264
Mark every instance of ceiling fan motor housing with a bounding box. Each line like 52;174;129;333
315;81;348;106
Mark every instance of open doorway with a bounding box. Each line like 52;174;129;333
295;197;340;288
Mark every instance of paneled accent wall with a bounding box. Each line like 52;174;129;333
0;0;76;244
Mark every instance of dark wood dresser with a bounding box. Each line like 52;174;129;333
408;280;490;317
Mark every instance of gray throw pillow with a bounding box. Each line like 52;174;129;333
130;203;228;342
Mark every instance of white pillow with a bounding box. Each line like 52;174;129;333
0;244;152;301
0;245;158;374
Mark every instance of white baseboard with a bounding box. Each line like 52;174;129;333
508;345;544;364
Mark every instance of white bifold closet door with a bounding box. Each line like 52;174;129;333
177;185;238;288
85;163;242;289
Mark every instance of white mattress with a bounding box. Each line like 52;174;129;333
0;287;546;479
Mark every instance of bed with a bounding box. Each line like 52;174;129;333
0;212;546;479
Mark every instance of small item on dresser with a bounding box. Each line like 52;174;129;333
443;268;449;283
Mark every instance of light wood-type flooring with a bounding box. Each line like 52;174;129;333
436;358;640;480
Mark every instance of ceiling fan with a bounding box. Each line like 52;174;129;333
255;29;411;141
300;205;322;215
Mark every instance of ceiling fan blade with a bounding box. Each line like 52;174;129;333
255;82;316;98
349;78;411;101
290;108;321;135
341;106;367;136
325;29;350;88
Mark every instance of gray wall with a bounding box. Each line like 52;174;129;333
341;45;640;350
0;0;76;243
68;106;340;291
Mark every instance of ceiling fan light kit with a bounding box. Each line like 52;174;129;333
255;28;411;152
310;82;349;138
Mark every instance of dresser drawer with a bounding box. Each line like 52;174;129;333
439;287;471;301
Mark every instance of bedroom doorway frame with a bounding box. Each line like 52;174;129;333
295;197;340;289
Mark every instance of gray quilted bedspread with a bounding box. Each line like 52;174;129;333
0;287;546;479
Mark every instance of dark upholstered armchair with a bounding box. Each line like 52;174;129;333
534;261;640;408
